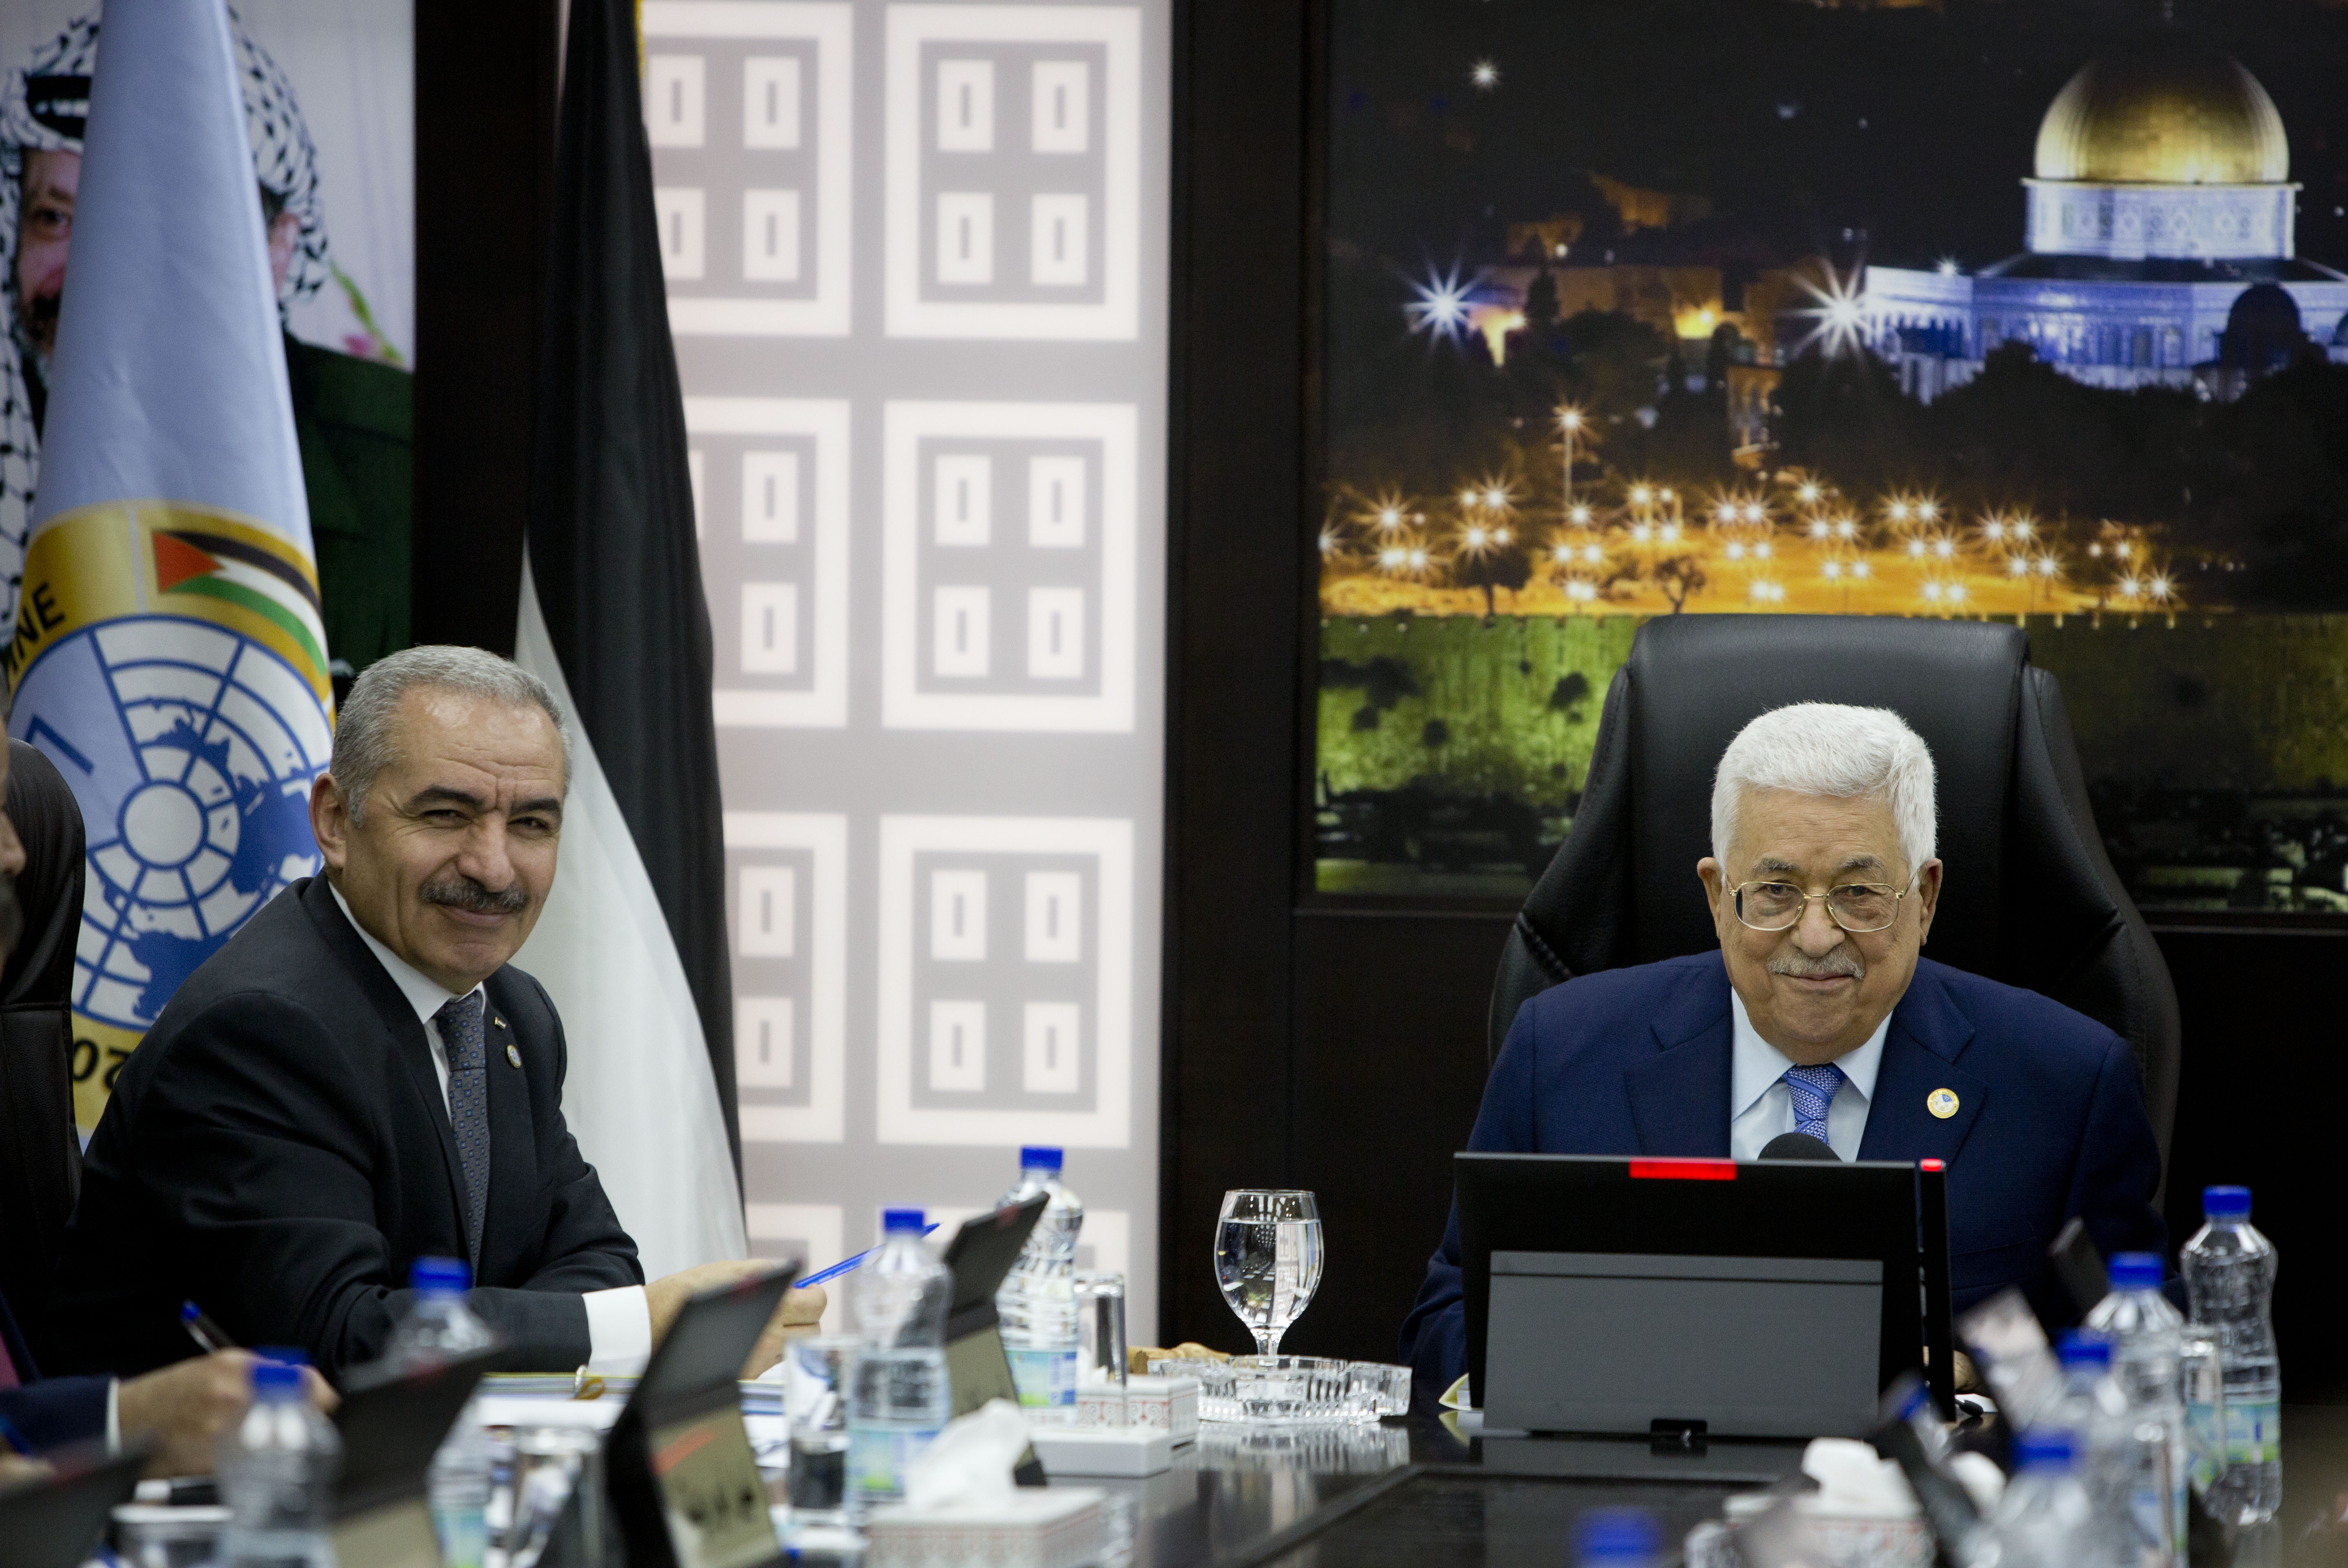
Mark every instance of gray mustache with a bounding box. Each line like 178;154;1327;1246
420;874;528;916
1769;951;1865;980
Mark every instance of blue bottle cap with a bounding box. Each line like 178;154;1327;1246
1020;1146;1064;1172
1574;1506;1661;1564
882;1207;927;1233
2109;1252;2164;1290
2203;1185;2251;1220
2013;1431;2077;1471
252;1359;306;1397
2056;1330;2111;1368
410;1255;472;1293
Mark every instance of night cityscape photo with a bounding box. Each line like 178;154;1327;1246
1313;0;2348;912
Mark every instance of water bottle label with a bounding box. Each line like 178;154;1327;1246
1007;1347;1077;1409
430;1504;490;1568
2185;1399;2224;1493
849;1426;941;1500
2224;1399;2280;1466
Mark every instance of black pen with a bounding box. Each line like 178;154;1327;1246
180;1300;236;1355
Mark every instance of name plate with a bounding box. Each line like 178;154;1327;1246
331;1496;442;1568
645;1405;779;1568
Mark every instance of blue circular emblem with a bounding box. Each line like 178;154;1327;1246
14;615;328;1031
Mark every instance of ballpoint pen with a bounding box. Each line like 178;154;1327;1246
180;1300;237;1355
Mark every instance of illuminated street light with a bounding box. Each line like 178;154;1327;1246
1887;501;1913;525
1793;261;1869;357
1726;542;1748;561
1834;518;1857;540
1493;526;1512;546
1715;501;1738;523
1407;265;1473;342
2008;556;2028;576
1631;523;1654;543
1907;539;1926;558
1917;501;1940;523
1797;482;1821;505
1378;545;1410;574
1823;560;1843;580
1629;484;1653;507
1582;544;1603;565
1460;488;1480;507
2036;556;2059;577
1754;541;1773;559
1946;582;1968;605
1483;485;1509;509
1659;523;1682;544
1319;530;1340;556
1568;503;1593;527
2149;574;2174;602
1462;525;1490;552
1471;59;1500;91
1932;538;1954;560
1850;559;1871;579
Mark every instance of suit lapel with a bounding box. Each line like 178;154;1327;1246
1624;962;1735;1157
1858;965;1987;1164
478;975;539;1286
301;878;472;1247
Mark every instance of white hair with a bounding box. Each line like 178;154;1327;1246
331;646;569;824
1710;703;1937;877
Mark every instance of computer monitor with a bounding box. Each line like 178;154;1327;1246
1457;1152;1950;1439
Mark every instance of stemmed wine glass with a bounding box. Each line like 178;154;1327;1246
1214;1189;1324;1355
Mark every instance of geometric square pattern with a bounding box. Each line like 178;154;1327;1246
646;1;854;336
882;401;1139;730
876;815;1133;1146
691;397;850;727
654;0;1166;1341
726;812;848;1143
886;5;1141;340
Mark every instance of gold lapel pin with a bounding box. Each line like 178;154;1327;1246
506;1043;523;1069
1927;1088;1960;1120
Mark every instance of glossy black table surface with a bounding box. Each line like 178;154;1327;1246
1066;1406;2348;1568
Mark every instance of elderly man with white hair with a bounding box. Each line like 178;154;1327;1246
1398;702;2166;1400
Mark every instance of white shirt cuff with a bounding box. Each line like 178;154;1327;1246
582;1285;651;1376
106;1378;120;1454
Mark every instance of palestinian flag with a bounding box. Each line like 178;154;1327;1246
150;522;329;684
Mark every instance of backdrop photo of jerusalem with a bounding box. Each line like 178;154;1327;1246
1314;0;2348;911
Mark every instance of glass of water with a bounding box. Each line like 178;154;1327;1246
1215;1189;1324;1356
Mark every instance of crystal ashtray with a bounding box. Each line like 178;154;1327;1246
1147;1355;1411;1427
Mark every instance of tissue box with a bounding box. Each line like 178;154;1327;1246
1027;1425;1176;1477
1074;1382;1130;1428
1124;1376;1199;1438
1070;1376;1199;1438
864;1488;1104;1568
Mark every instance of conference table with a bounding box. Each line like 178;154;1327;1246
790;1405;2348;1567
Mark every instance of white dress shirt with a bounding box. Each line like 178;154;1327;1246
1726;990;1889;1162
330;884;649;1373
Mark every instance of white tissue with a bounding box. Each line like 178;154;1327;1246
1948;1451;2006;1516
902;1398;1033;1510
1800;1437;1921;1519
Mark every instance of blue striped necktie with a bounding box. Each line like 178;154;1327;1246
435;992;492;1266
1782;1062;1846;1146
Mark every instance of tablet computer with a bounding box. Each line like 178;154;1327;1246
333;1347;499;1568
1457;1152;1949;1438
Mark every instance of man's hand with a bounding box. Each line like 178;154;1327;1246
740;1284;827;1379
116;1351;335;1478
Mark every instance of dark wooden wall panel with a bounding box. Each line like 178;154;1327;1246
1159;0;1314;1350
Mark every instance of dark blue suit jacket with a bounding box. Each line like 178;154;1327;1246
1398;953;2166;1401
0;1283;107;1452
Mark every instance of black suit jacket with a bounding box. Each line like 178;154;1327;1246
48;877;642;1380
0;1281;106;1452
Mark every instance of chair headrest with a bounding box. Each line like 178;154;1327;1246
1620;615;2024;976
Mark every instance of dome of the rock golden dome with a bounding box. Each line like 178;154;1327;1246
2034;51;2288;185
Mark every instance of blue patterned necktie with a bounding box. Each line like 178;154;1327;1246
1782;1062;1846;1147
435;992;492;1266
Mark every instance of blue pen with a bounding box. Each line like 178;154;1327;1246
797;1222;941;1289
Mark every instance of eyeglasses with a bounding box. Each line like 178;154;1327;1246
1730;879;1913;934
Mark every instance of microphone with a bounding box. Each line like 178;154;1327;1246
1759;1131;1840;1161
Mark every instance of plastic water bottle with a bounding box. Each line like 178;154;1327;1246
1573;1506;1662;1568
848;1208;953;1506
2046;1333;2132;1567
2180;1185;2281;1525
384;1256;500;1568
2085;1253;2189;1566
1991;1431;2096;1568
993;1146;1084;1422
218;1358;340;1568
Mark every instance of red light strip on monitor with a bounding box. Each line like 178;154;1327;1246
1628;1158;1738;1181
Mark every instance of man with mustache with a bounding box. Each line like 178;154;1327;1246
1398;703;2165;1401
49;647;822;1381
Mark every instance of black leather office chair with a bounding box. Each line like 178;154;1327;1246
1489;615;2182;1178
0;740;87;1365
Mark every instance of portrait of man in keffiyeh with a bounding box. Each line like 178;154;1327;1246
0;8;333;634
